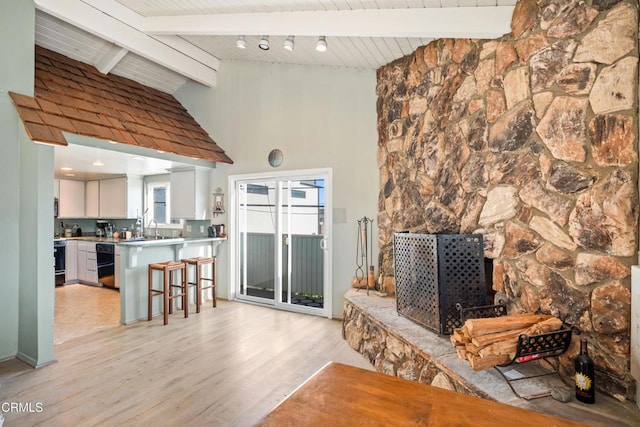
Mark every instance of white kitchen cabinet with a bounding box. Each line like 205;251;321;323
85;180;100;218
58;179;85;218
170;168;210;220
77;241;98;284
99;176;143;219
114;244;121;289
65;239;78;284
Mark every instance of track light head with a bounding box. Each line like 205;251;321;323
283;36;295;51
259;36;270;50
236;35;247;49
316;36;327;52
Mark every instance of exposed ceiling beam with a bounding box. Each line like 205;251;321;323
34;0;218;87
95;45;128;74
82;0;221;73
143;7;515;39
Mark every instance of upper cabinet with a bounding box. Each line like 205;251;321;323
170;168;210;220
99;176;143;219
85;180;100;218
58;179;85;218
57;176;142;219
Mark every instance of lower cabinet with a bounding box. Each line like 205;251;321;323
65;240;78;284
77;241;98;284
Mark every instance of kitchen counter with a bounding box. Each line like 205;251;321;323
118;236;226;247
56;236;225;245
116;237;226;324
57;235;226;324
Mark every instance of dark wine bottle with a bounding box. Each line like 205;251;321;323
575;338;595;404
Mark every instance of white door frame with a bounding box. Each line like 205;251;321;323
228;168;333;318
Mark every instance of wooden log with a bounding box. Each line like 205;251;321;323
464;313;552;336
471;327;528;348
522;317;563;336
468;353;512;371
478;340;518;358
455;345;467;360
450;334;458;346
465;342;480;356
451;326;471;344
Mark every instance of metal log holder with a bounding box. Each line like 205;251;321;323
458;301;575;400
511;327;573;364
456;301;507;322
457;301;573;365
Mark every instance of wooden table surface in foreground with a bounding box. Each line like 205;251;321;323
258;362;587;427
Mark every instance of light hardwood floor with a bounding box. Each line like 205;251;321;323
1;289;373;426
54;284;120;345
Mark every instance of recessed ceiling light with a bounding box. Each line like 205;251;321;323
92;161;104;166
60;167;73;171
65;173;75;177
108;140;118;144
156;150;165;154
236;35;247;49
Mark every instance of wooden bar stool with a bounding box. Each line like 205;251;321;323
181;257;216;313
148;261;188;325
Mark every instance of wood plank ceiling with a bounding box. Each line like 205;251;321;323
34;0;517;94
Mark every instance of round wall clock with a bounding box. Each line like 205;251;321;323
268;149;283;167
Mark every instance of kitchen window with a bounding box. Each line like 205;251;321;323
152;186;168;223
144;178;182;228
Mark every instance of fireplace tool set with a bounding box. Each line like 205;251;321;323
355;217;374;295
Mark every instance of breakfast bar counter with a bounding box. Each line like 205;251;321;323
116;237;225;324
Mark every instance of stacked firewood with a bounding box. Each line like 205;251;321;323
450;313;564;371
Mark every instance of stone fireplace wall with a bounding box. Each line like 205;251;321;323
376;0;638;400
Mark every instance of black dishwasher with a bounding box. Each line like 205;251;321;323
95;243;115;288
54;240;66;286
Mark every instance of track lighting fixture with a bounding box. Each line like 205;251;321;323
258;36;270;50
316;36;327;52
235;35;327;52
283;36;295;51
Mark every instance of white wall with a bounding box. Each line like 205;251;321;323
176;60;379;318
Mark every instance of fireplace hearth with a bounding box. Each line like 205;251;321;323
342;289;640;425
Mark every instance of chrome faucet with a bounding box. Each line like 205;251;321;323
147;219;159;239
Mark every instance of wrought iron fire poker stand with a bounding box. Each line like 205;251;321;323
356;216;374;295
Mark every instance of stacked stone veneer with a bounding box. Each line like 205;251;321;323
374;0;638;400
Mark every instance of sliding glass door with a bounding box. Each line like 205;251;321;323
233;169;331;316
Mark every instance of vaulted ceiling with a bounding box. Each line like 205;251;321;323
34;0;517;94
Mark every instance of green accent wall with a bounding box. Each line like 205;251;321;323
0;0;55;366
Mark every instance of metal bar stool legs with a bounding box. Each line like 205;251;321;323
148;261;187;325
182;257;216;313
